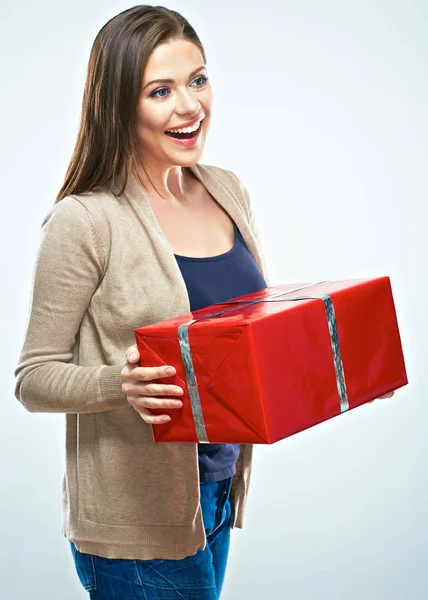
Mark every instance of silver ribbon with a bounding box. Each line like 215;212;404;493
177;282;349;443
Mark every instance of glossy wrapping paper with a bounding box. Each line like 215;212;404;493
134;277;408;444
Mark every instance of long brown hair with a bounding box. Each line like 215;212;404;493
55;5;206;203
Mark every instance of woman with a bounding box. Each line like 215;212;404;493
14;5;270;599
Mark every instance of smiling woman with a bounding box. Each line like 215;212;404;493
14;4;269;600
55;6;213;203
136;39;212;157
135;38;212;156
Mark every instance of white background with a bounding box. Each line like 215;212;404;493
1;1;427;598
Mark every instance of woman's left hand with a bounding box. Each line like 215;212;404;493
368;391;395;403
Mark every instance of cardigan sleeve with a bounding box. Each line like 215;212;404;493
14;197;129;414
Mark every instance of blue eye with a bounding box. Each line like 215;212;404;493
149;75;208;99
151;88;169;99
193;75;208;86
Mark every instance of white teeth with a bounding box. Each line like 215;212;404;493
166;120;202;134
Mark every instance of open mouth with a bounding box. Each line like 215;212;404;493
164;119;204;140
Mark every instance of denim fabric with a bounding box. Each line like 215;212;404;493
69;476;233;599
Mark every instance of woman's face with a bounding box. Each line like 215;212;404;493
135;38;213;169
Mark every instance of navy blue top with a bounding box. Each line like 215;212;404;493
174;220;267;483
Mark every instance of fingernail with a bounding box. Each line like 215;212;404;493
129;352;138;361
165;366;175;375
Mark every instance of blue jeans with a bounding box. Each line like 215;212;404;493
69;476;233;599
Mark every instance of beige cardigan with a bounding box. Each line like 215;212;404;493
14;163;269;560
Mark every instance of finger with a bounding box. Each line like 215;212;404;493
134;365;177;381
139;382;183;397
126;345;140;363
135;406;171;425
122;381;183;399
123;381;182;397
133;396;183;410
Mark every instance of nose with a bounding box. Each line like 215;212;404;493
175;87;201;116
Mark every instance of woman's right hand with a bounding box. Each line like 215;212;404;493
121;345;183;424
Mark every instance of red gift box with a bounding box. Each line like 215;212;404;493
134;277;407;444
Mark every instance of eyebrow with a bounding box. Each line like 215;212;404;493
142;66;206;91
